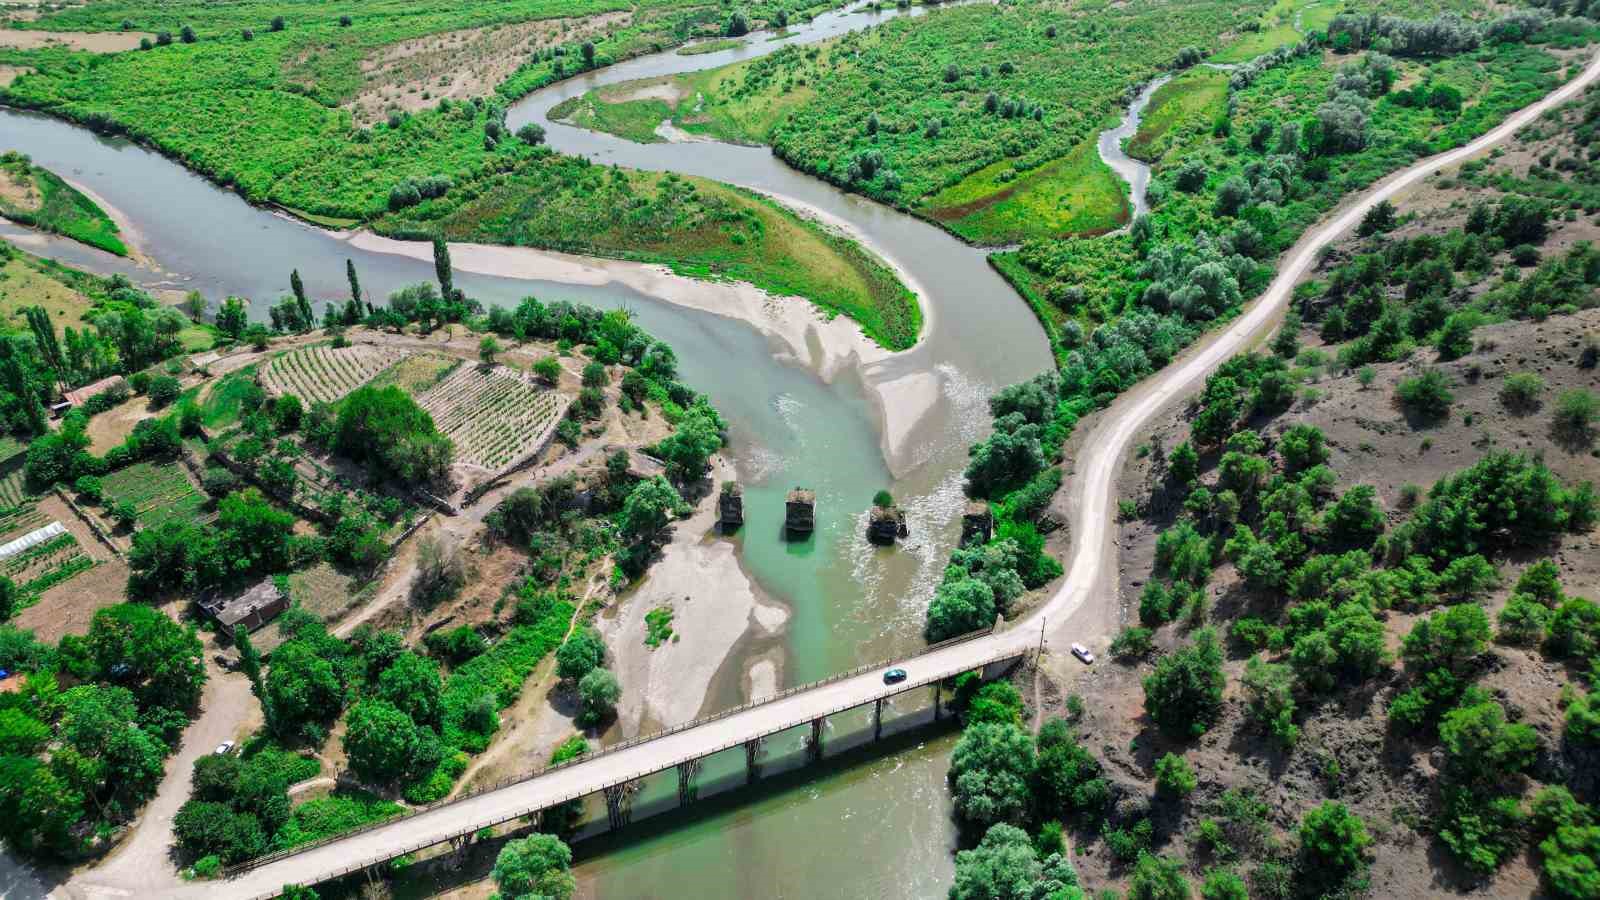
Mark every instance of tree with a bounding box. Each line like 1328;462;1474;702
479;335;500;363
1168;441;1199;486
949;823;1084;900
85;603;206;713
1154;753;1197;798
263;641;344;740
517;123;547;146
1299;802;1370;882
556;629;604;682
1357;199;1397;236
492;833;575;900
377;652;441;726
533;356;562;384
334;385;453;484
948;722;1035;831
925;575;997;642
1277;425;1327;474
344;698;425;784
235;625;262;697
1541;821;1600;899
1032;718;1105;820
580;41;596;67
345;258;362;308
620;476;682;544
655;405;722;482
1200;869;1247;900
1439;696;1538;783
1322;485;1384;549
1143;629;1225;738
1403;604;1489;676
217;296;249;338
577;668;620;725
432;235;454;301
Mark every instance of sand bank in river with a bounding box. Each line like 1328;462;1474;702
600;457;790;734
340;227;938;472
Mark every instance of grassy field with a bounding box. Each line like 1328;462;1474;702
564;0;1274;243
1210;0;1338;64
0;251;96;335
0;152;127;256
380;161;922;349
201;367;263;429
368;352;461;395
1125;69;1229;164
923;137;1129;242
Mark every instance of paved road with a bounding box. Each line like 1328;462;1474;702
49;47;1600;900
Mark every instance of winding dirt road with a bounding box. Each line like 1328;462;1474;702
38;46;1600;900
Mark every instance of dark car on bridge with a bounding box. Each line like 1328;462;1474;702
883;667;907;684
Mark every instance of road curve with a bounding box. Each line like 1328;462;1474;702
106;49;1600;900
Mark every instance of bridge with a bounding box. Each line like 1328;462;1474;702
214;628;1032;899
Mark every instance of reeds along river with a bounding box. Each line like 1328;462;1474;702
0;1;1172;892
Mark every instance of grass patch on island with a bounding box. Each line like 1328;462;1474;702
0;152;126;256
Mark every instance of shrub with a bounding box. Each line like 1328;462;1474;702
1553;389;1598;446
1395;369;1453;420
1155;752;1197;798
1500;372;1545;411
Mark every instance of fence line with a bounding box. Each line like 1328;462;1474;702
227;627;1011;882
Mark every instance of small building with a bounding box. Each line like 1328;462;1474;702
785;488;815;536
200;579;288;633
718;481;743;532
63;375;129;409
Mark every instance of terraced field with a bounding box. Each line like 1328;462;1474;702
261;344;408;404
415;364;570;472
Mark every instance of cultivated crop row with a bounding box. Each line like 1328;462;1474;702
416;365;571;472
261;345;407;404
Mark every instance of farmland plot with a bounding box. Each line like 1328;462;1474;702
261;344;408;404
100;461;211;529
416;364;570;472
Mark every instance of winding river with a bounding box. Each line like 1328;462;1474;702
0;4;1164;895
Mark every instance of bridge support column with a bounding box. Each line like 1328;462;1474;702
745;736;765;784
603;780;640;832
808;717;824;763
933;682;942;721
677;758;704;807
873;697;884;741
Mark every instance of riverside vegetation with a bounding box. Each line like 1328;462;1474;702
559;0;1279;243
0;0;921;349
917;4;1600;898
0;152;127;256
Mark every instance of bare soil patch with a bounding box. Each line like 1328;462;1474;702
0;29;150;51
85;395;158;455
0;64;32;87
13;556;128;644
0;167;41;210
343;12;628;125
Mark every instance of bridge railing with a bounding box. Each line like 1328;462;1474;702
226;626;1008;882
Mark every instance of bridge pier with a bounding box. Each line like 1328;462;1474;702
677;758;704;806
745;736;765;784
933;682;942;720
603;780;641;832
873;698;884;741
807;717;824;763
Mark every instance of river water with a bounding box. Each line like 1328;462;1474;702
0;3;1163;894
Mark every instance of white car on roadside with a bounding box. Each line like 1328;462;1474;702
1071;643;1094;665
214;740;236;755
